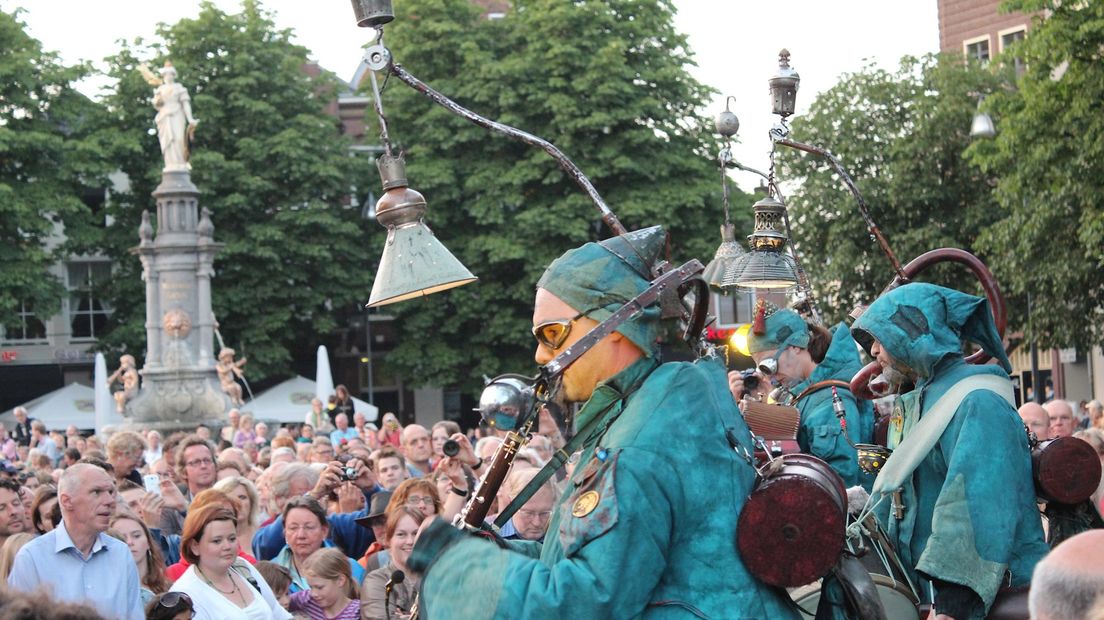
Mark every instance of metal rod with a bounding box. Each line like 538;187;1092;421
387;61;627;237
367;68;394;157
775;138;907;281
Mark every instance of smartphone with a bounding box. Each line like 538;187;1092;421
143;474;161;496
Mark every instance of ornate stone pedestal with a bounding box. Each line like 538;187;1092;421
115;169;231;434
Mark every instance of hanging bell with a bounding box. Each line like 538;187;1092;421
350;0;394;28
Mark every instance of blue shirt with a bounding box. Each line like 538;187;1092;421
8;520;143;620
329;428;360;446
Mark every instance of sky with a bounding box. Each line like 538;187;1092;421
11;0;939;191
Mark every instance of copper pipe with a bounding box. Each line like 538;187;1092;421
776;138;906;281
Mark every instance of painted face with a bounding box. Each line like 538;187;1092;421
114;517;150;565
532;289;615;404
388;514;420;571
284;507;327;560
307;572;347;609
751;347;803;388
192;519;238;573
869;338;915;385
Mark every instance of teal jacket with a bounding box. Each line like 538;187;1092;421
790;323;873;488
851;284;1048;618
409;356;798;619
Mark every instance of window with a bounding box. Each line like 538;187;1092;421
712;292;755;327
1;301;47;343
67;261;112;340
964;37;991;64
1000;28;1027;76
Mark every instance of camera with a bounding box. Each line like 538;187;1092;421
442;439;460;457
739;368;760;391
340;466;358;481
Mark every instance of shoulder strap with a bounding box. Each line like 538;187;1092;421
793;379;853;404
871;374;1014;497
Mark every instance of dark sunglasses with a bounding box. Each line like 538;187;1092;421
532;308;600;350
157;591;194;613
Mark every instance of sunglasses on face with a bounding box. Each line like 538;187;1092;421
532;308;601;350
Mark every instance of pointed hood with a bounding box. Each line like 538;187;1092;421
851;283;1011;377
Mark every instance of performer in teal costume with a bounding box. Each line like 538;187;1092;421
851;283;1048;619
408;227;798;619
747;307;874;487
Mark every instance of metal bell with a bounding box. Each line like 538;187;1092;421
350;0;394;28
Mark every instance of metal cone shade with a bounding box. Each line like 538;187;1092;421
970;112;996;139
367;222;477;307
703;223;747;293
726;249;800;292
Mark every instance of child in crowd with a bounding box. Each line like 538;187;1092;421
255;560;293;611
288;548;361;620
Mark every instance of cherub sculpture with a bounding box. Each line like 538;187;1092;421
217;347;247;406
107;354;140;414
138;60;199;171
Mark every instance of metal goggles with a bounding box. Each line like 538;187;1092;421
531;308;600;350
757;349;784;375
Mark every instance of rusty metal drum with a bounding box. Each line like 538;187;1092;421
737;453;847;588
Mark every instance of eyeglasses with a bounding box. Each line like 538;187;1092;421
532;308;600;350
185;457;214;468
405;495;435;507
516;509;553;522
157;591;193;613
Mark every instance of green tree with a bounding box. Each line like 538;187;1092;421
370;0;745;392
96;0;371;378
969;0;1104;350
781;54;1008;324
0;8;110;337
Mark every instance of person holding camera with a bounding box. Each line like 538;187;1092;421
743;302;873;487
252;458;383;563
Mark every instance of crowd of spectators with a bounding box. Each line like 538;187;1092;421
0;395;563;619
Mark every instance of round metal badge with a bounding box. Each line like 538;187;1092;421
572;490;600;518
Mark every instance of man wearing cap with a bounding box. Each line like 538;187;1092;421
851;283;1048;620
408;227;797;618
742;303;872;487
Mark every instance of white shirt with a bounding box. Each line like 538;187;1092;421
170;562;292;620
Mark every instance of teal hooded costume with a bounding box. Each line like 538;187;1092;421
851;283;1048;619
407;227;798;619
748;309;873;487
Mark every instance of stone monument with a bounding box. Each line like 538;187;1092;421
119;61;230;432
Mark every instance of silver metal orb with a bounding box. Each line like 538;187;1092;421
478;376;535;431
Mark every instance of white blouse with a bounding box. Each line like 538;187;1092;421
170;561;292;620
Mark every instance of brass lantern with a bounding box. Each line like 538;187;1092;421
726;195;800;291
769;49;800;118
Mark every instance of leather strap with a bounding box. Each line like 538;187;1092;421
793;379;852;404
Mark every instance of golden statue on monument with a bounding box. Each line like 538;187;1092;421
107;354;140;414
217;347;247;406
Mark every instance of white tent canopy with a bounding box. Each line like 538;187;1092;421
245;376;378;425
1;383;97;431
